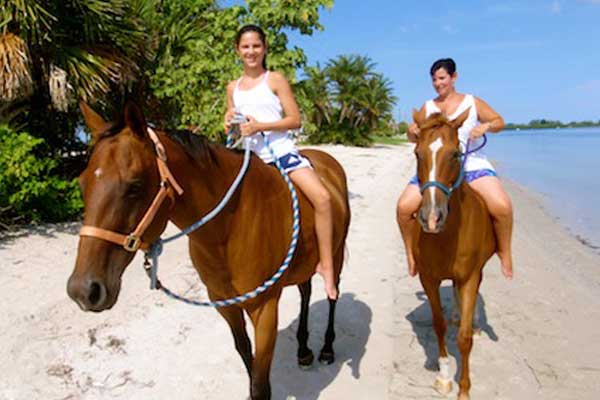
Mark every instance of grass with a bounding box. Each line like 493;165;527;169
371;134;409;145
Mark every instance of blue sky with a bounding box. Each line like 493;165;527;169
279;0;600;124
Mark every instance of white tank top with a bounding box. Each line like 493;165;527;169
425;94;494;172
232;71;295;162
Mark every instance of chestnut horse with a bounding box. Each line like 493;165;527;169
411;110;495;400
67;102;350;399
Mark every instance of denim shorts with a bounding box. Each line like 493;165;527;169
409;168;497;185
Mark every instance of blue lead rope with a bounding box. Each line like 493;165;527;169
143;131;300;307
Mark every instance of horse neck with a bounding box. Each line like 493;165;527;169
447;183;488;227
159;134;243;231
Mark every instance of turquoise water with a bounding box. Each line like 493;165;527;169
485;127;600;249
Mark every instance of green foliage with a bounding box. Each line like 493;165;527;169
149;0;333;140
0;125;82;228
297;55;397;146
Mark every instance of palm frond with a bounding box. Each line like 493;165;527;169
0;33;33;102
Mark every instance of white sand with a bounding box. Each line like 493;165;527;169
1;144;600;400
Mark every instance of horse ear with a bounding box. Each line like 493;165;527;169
80;101;111;141
452;107;470;130
124;101;148;138
412;108;425;127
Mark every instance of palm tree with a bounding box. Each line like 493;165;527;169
325;54;375;125
355;73;397;130
0;0;153;156
297;64;332;128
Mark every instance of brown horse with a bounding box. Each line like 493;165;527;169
411;110;496;400
67;102;351;400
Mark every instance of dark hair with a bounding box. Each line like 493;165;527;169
235;24;268;70
430;58;456;76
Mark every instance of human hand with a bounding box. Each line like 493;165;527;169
240;116;260;136
470;122;490;139
224;109;236;133
407;123;421;142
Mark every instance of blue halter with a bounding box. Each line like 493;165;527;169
419;135;487;197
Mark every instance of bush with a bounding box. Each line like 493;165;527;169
0;125;82;228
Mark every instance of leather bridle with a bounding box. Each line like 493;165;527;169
79;128;183;252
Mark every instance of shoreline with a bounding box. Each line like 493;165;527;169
501;176;600;255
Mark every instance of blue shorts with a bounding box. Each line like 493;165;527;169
269;151;312;173
409;169;497;185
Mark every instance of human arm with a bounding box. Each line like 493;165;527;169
239;71;302;136
470;97;505;138
223;80;237;133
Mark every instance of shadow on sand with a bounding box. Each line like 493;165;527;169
270;292;372;400
405;285;498;381
0;221;80;249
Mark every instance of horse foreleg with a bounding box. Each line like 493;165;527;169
216;305;253;379
421;276;452;395
456;275;481;400
451;284;481;336
248;293;280;400
297;279;314;369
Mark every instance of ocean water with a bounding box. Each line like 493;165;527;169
484;127;600;249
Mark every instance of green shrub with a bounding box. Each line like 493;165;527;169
0;125;82;228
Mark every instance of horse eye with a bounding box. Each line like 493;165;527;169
125;180;143;198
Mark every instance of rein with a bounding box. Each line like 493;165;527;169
79;126;301;308
419;134;487;197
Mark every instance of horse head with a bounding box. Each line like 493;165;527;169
67;102;172;311
413;108;469;233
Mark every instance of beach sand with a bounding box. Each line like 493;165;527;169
1;144;599;400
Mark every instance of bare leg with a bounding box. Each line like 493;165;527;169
396;184;422;276
290;167;338;299
469;176;514;279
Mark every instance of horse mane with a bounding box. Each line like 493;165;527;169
168;129;220;167
420;112;453;131
91;119;220;167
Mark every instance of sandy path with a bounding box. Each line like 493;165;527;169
1;144;600;400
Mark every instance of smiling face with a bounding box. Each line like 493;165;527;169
431;67;457;98
236;31;267;70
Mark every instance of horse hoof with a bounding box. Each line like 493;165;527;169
318;351;335;365
433;377;453;395
298;352;314;370
457;392;470;400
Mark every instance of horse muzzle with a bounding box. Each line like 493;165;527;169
418;203;448;233
67;274;116;312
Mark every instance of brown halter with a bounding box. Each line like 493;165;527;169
79;128;184;252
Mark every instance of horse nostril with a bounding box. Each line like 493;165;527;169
88;281;105;306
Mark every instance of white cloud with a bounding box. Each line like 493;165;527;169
442;24;458;34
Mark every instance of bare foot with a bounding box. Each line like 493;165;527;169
498;252;513;280
316;262;338;300
407;254;418;277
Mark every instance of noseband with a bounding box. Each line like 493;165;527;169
419;135;487;197
79;128;184;252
